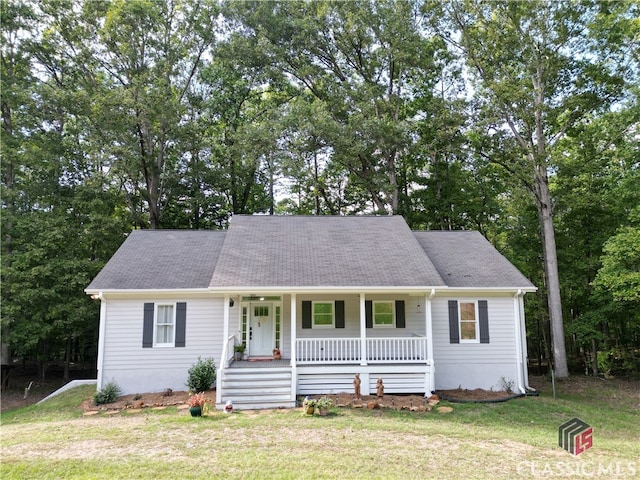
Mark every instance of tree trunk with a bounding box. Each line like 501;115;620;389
63;335;72;383
535;169;569;378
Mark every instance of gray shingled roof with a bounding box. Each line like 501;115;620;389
413;231;535;289
87;216;534;291
86;230;226;290
209;215;446;288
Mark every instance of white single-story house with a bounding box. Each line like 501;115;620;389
85;215;536;409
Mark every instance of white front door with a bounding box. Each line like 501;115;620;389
249;303;274;356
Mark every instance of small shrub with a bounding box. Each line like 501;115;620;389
94;381;122;405
133;393;142;400
499;376;515;394
186;357;216;393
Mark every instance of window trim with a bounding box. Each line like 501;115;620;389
458;300;479;343
154;303;176;347
372;300;395;328
312;301;335;328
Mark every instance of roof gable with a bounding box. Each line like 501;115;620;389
209;215;446;288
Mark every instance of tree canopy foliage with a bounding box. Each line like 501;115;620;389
1;0;638;379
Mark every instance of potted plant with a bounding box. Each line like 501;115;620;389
316;396;333;416
234;344;246;361
272;347;281;360
188;392;206;417
302;397;317;415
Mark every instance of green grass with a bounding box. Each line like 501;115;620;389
1;377;638;480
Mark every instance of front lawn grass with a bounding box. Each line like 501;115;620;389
1;377;638;480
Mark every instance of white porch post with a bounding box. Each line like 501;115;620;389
359;293;367;366
425;289;436;394
290;293;297;401
223;294;230;364
217;294;230;405
96;293;107;391
290;293;297;368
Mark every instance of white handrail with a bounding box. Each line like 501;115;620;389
216;334;236;404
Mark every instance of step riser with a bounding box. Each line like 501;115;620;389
220;369;294;410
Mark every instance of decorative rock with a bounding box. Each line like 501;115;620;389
437;406;453;413
127;408;143;414
177;404;190;410
104;410;119;415
133;400;144;409
367;402;379;410
152;406;167;411
83;411;99;416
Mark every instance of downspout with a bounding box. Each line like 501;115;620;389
519;292;531;391
513;289;526;394
96;292;106;391
426;289;436;394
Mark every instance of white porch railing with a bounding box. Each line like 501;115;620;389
296;337;427;364
367;337;427;363
296;337;361;364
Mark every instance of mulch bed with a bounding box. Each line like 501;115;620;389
81;388;518;413
436;388;521;403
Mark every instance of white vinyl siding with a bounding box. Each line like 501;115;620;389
296;294;426;339
100;297;227;394
432;296;518;391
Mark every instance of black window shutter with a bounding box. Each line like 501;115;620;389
143;303;154;348
479;300;489;343
395;300;406;328
335;301;345;328
302;301;312;329
365;300;373;328
175;302;187;347
448;300;459;344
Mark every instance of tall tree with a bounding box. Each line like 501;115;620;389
233;0;449;214
426;0;631;377
71;0;220;228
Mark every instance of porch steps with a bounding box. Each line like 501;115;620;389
219;367;295;410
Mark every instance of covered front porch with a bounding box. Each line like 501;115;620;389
216;291;436;409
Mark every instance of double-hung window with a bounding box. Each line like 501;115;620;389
373;301;394;328
155;304;175;346
143;302;186;348
313;301;334;328
459;301;479;342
